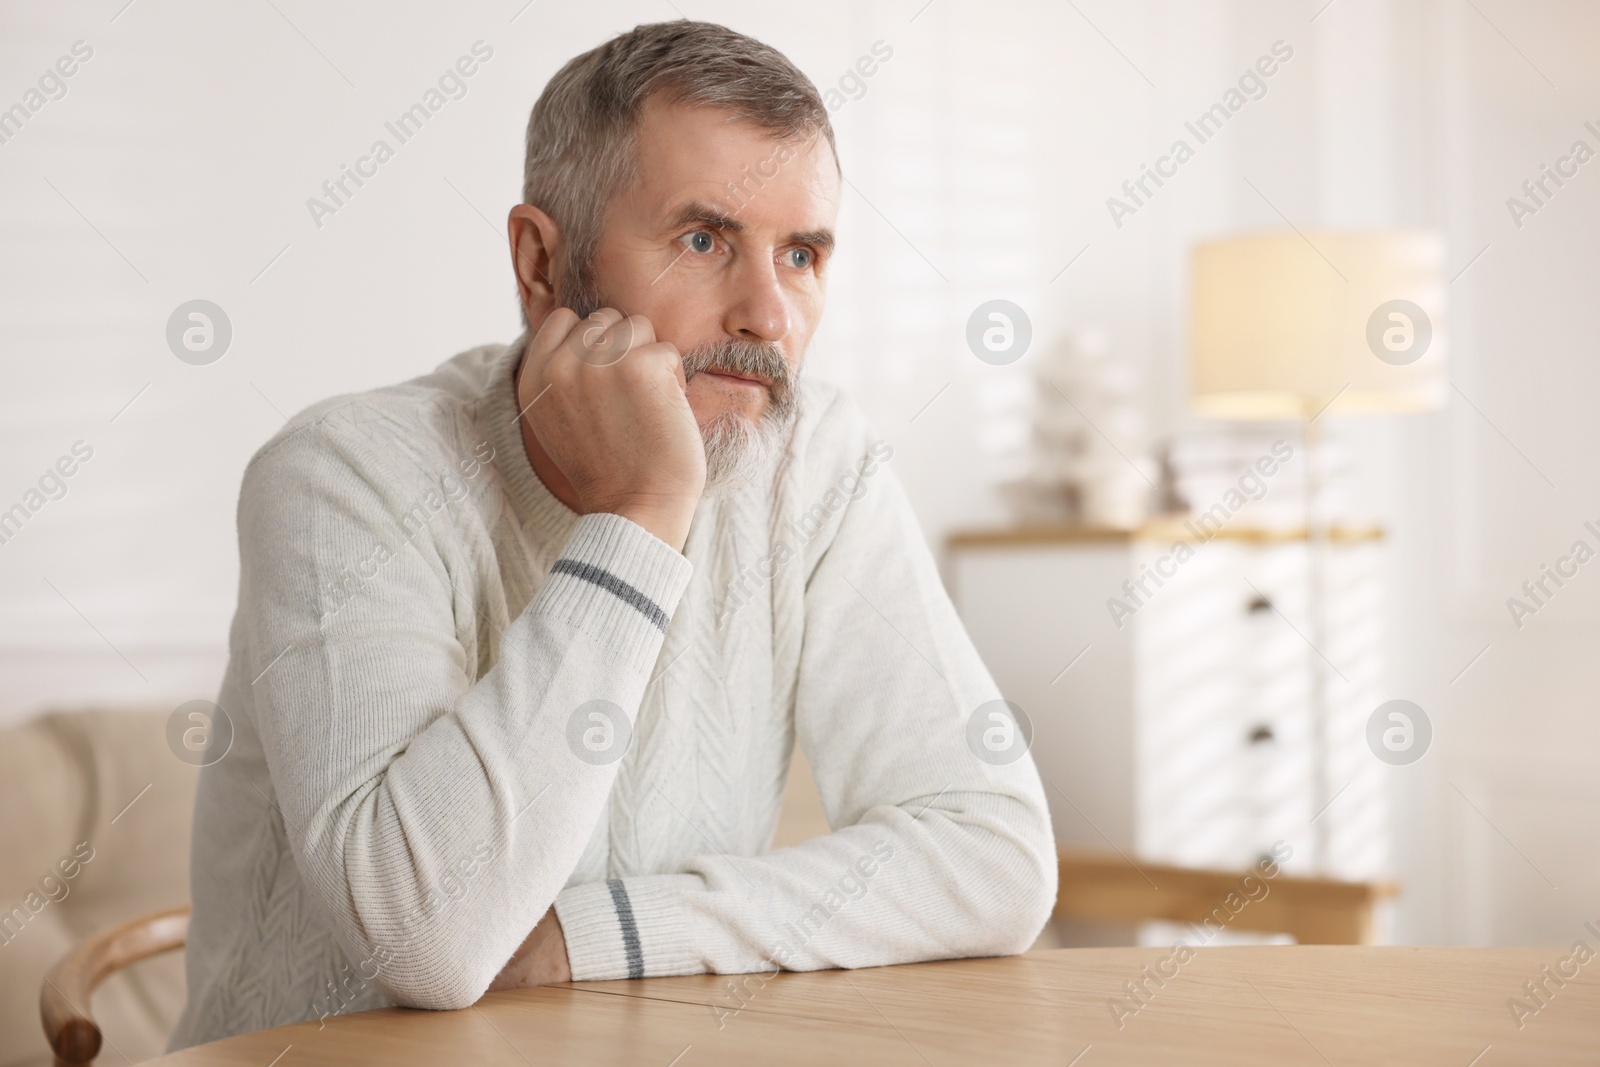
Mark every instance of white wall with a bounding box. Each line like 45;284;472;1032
2;0;1595;946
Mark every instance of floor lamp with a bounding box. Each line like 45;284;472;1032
1187;230;1448;873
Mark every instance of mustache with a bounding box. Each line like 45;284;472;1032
681;339;789;387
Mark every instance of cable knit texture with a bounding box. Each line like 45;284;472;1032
168;339;1057;1050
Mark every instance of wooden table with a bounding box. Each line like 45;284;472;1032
149;947;1597;1066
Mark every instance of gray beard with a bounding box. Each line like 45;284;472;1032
698;402;792;495
682;339;800;495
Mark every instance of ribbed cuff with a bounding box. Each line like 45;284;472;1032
535;512;693;670
554;876;699;981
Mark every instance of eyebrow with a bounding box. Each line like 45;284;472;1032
665;200;835;255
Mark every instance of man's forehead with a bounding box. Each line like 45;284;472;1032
632;97;839;231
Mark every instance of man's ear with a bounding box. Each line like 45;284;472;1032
508;204;560;328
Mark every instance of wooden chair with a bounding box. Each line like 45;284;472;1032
1056;847;1398;944
40;905;190;1067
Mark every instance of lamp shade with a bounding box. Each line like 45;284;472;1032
1189;230;1448;419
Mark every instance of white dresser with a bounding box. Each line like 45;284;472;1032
946;522;1387;883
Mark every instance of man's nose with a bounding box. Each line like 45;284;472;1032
723;255;791;344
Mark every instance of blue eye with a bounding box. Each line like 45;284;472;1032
684;230;714;254
786;247;813;269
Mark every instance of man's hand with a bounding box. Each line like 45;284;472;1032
488;909;571;992
517;307;705;551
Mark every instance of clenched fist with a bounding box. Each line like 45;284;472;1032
516;308;705;551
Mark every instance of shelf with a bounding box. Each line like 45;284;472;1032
947;518;1386;550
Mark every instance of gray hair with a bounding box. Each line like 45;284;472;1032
521;20;837;315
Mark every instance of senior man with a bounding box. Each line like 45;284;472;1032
172;19;1055;1049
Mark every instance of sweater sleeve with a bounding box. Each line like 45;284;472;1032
551;440;1057;982
239;418;691;1010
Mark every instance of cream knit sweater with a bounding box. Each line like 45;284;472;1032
169;339;1056;1049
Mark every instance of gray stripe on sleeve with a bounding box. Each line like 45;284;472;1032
605;878;646;979
551;558;670;633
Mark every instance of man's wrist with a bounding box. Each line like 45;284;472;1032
609;501;693;553
540;913;572;984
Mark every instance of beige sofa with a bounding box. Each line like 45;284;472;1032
0;710;195;1067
